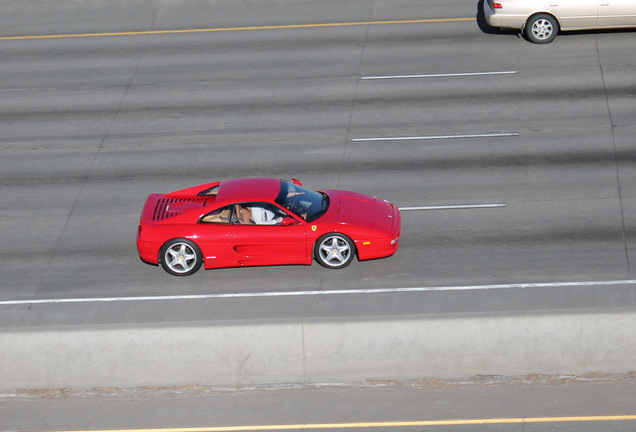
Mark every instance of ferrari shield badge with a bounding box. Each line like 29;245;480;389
311;225;317;232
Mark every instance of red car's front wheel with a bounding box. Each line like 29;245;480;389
160;238;203;276
314;233;355;269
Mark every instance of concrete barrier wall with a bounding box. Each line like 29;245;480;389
2;311;635;391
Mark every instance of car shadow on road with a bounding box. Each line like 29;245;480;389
561;27;636;39
475;0;521;39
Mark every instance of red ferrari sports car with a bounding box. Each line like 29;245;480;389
137;178;400;276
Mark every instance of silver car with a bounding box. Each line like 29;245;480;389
484;0;636;43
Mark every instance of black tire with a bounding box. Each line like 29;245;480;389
525;14;559;44
314;233;356;269
159;238;203;276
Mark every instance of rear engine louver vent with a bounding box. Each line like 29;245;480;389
152;197;210;221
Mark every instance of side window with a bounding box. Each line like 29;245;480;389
200;205;232;224
197;185;220;196
251;203;287;225
233;204;254;225
233;202;288;225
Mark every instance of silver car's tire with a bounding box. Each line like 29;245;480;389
525;14;559;44
160;238;202;276
314;233;355;269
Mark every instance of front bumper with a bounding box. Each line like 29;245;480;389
355;205;401;261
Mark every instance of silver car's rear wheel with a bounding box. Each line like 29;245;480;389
525;14;559;44
160;239;202;276
314;233;355;269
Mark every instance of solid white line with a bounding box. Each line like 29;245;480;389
399;204;506;211
352;133;519;142
361;70;518;80
2;280;635;306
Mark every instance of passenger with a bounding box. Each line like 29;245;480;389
251;206;283;225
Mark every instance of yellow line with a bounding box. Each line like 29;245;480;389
0;18;475;41
41;415;636;432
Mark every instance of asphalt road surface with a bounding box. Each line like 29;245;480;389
2;375;636;432
1;0;635;326
1;0;636;430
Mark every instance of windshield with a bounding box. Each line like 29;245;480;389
276;180;329;222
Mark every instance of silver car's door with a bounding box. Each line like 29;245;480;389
545;0;597;28
597;0;636;26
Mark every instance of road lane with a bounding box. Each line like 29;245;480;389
0;0;476;38
1;1;634;324
1;1;635;424
13;416;636;432
0;18;477;41
0;0;633;366
2;375;636;432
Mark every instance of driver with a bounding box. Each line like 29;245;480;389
284;191;308;220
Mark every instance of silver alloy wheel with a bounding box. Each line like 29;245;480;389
164;241;198;274
531;18;554;41
318;234;352;268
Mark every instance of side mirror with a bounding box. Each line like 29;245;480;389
281;217;298;226
291;178;303;186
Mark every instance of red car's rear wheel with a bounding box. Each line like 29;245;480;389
160;238;203;276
